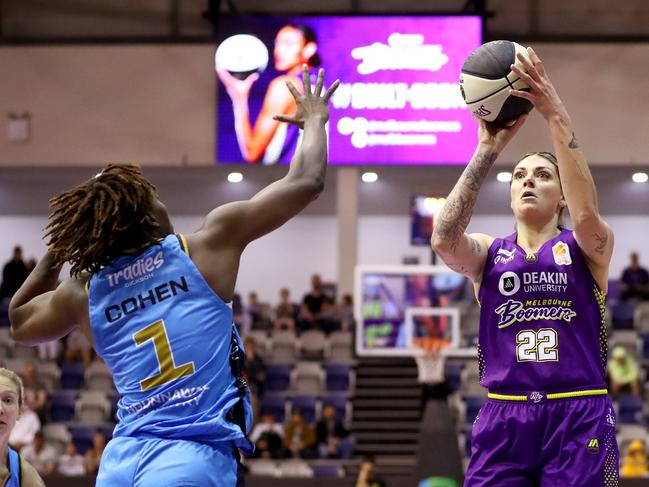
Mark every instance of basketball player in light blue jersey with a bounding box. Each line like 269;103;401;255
8;65;339;487
0;368;45;487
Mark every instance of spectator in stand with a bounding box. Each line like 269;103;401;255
620;252;649;301
0;246;29;300
299;274;325;331
63;328;93;367
232;292;251;335
608;346;641;398
84;430;106;475
274;288;297;331
9;402;41;452
247;291;270;330
22;363;48;425
243;337;265;397
620;252;648;299
20;431;57;477
316;403;353;459
355;455;386;487
25;259;37;275
319;295;341;334
339;294;355;331
621;440;649;478
249;411;284;459
57;441;86;477
0;367;46;485
283;409;316;459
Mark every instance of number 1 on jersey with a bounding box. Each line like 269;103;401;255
133;319;195;391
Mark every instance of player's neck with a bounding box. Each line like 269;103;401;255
515;220;561;254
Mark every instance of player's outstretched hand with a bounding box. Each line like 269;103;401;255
273;65;340;129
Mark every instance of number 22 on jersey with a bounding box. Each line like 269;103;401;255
516;328;558;362
132;319;195;391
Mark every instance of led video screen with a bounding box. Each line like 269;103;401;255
215;15;482;165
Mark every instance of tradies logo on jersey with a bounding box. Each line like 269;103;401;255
107;251;164;287
552;241;572;266
498;271;520;296
494;248;516;265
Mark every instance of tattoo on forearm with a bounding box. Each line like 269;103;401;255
568;132;579;149
592;232;608;256
433;150;497;254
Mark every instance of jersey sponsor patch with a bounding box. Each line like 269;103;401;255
494;247;516;265
587;437;599;454
498;271;520;296
552;241;572;266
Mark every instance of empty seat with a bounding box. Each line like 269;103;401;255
37;362;61;392
299;330;326;360
445;362;464;392
265;364;292;392
60;362;85;390
42;422;71;456
612;302;636;330
76;391;111;423
69;426;96;455
85;360;115;392
268;331;297;364
326;331;354;363
288;395;317;423
291;362;324;395
12;345;37;360
463;394;487;425
277;459;312;478
259;393;288;423
50;391;77;422
325;363;354;393
617;394;643;425
634;302;649;333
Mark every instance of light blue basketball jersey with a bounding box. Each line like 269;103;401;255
7;446;21;487
88;234;252;451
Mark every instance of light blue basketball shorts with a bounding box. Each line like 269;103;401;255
96;436;241;487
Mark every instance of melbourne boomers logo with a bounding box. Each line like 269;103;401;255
107;251;164;287
495;299;577;329
498;271;520;296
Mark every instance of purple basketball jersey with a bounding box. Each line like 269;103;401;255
478;228;607;393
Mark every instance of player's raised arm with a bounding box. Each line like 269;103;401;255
198;65;339;249
431;115;528;282
510;47;613;283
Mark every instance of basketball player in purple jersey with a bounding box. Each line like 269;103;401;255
432;47;618;486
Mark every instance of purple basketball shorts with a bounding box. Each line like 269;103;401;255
464;394;619;486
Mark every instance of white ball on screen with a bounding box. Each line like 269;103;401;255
215;34;269;80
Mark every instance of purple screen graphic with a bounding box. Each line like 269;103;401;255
216;16;482;165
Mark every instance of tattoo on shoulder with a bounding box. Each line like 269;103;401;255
592;232;608;256
568;132;579;149
468;236;482;254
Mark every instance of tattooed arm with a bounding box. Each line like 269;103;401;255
431;116;528;283
511;47;613;287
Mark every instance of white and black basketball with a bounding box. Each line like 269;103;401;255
459;40;533;125
214;34;269;80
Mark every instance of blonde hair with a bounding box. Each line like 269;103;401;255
0;367;24;407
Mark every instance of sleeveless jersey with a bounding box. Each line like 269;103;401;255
5;447;21;487
478;228;608;393
88;235;252;451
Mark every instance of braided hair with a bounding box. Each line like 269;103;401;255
46;163;161;276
